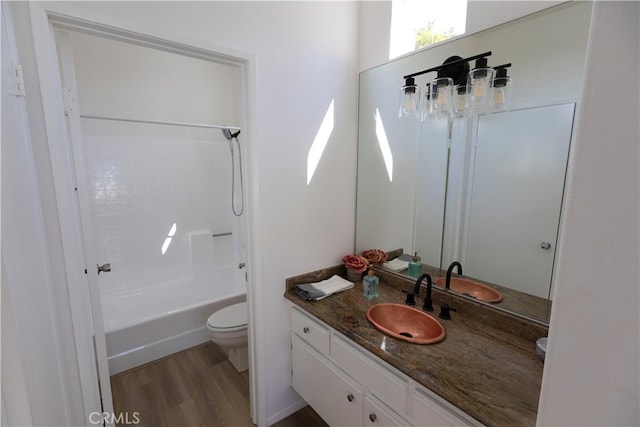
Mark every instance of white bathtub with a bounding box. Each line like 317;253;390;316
103;264;246;375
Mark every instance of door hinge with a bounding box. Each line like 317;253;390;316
62;86;78;115
8;64;25;97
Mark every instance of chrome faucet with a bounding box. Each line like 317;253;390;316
405;273;433;311
445;262;463;290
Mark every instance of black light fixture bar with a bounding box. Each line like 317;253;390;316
403;51;492;80
493;63;512;70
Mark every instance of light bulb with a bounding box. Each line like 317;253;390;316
474;81;485;98
494;89;503;105
454;84;470;117
429;77;454;118
406;96;414;112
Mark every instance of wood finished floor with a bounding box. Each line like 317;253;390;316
110;342;327;427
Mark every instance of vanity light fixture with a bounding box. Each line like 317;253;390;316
398;77;421;118
399;51;513;120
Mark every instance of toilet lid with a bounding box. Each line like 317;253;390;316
207;302;247;330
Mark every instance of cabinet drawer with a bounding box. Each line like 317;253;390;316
413;386;481;427
332;332;409;417
292;335;363;427
291;307;330;356
365;394;411;427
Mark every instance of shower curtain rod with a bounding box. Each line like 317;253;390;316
80;114;241;131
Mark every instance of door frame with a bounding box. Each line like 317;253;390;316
26;2;264;424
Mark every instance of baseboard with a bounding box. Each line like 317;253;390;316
266;397;308;427
108;326;209;375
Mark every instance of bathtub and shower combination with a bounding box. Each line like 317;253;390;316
102;232;246;375
83;122;247;376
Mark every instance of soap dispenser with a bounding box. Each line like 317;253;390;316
363;266;379;300
408;252;422;278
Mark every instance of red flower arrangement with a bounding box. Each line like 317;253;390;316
342;254;369;274
362;249;388;264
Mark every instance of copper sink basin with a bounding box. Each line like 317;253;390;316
435;277;503;303
366;303;445;344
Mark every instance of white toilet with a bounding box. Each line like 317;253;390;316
206;301;249;372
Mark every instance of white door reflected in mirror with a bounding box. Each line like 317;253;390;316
461;103;575;299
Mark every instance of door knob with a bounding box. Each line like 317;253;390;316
540;242;552;250
97;263;111;274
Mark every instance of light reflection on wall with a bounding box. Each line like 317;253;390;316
307;100;335;185
161;222;177;255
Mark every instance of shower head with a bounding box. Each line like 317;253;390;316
221;128;240;141
221;128;237;153
221;128;233;141
221;128;241;153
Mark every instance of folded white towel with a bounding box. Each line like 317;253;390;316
383;258;409;272
295;274;354;301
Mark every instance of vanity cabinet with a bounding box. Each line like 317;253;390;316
290;307;480;427
292;336;363;426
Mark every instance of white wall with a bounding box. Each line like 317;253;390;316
2;3;86;424
358;1;392;72
9;1;359;425
537;2;640;424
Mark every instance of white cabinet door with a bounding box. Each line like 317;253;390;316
464;103;574;298
365;394;411;427
332;333;409;417
413;387;477;427
291;335;363;427
291;307;331;356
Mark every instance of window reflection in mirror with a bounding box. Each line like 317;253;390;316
389;0;467;59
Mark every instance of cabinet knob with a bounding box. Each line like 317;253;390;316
303;327;310;334
369;413;377;422
347;393;354;402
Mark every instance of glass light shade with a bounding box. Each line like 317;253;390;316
398;79;421;118
467;67;495;112
491;76;512;111
454;84;471;117
430;77;454;118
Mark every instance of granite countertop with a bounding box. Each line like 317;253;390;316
284;265;547;427
386;251;551;323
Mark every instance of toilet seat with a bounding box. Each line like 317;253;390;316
207;302;247;333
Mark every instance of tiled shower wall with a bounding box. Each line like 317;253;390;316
82;122;234;296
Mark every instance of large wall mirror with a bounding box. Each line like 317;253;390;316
356;2;592;324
